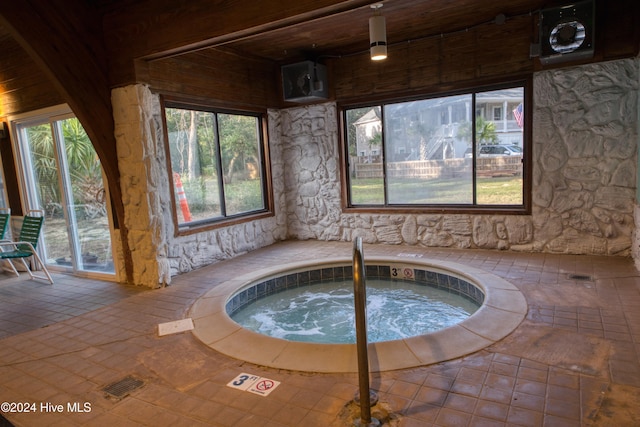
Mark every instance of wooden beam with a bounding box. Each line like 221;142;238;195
103;0;374;85
0;0;134;283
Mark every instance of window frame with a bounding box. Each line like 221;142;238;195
160;95;274;236
338;78;532;215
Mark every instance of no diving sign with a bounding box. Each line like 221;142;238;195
227;373;280;397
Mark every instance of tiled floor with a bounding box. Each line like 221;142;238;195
0;272;145;340
0;241;639;426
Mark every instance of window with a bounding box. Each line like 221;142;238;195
342;82;528;212
493;106;502;121
12;107;114;275
162;98;271;231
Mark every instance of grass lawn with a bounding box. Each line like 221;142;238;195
350;176;523;205
181;177;265;222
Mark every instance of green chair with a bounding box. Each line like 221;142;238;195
0;208;10;240
0;212;53;284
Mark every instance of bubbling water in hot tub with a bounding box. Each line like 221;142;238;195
227;265;482;344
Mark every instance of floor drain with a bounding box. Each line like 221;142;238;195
568;274;593;281
103;376;144;400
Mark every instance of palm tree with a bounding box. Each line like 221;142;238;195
476;117;499;145
26;124;59;214
456;116;499;146
27;118;104;218
62;118;104;214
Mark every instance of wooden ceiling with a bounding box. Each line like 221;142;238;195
96;0;549;64
205;0;549;63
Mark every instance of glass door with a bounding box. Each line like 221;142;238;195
15;113;114;275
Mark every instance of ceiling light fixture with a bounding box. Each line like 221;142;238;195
369;3;387;60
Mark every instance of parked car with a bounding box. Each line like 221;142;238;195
464;144;522;158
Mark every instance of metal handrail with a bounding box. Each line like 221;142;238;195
353;237;378;426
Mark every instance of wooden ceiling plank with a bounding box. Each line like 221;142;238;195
103;0;375;62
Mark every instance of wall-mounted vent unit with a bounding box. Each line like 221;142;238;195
282;61;328;103
539;0;594;65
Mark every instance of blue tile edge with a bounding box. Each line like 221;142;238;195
225;264;484;317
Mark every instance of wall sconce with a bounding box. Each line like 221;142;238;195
369;3;387;61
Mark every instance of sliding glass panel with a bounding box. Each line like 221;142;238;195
218;113;265;216
21;123;73;264
385;95;473;204
475;88;524;205
54;118;113;272
17;116;114;274
165;107;222;223
346;107;385;205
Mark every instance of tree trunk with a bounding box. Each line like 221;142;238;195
187;111;199;179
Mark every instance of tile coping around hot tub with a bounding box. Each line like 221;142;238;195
189;256;528;373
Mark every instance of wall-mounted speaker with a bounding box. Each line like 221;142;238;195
282;61;328;103
539;0;594;65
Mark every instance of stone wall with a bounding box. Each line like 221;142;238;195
532;59;637;255
112;85;287;287
280;58;639;256
164;108;287;276
113;85;169;287
161;107;287;280
279;104;344;241
113;58;638;286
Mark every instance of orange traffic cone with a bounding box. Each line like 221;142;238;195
173;172;192;222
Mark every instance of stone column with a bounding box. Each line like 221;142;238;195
112;84;170;287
